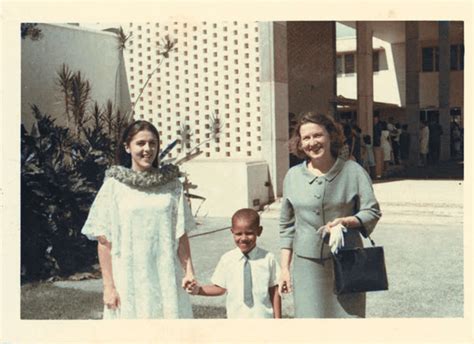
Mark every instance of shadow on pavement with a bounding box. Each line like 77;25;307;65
373;158;463;184
192;305;227;319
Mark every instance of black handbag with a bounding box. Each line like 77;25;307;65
321;235;388;295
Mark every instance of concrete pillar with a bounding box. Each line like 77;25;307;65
286;22;336;117
405;22;421;166
356;22;374;136
259;22;289;199
331;22;338;119
438;21;451;160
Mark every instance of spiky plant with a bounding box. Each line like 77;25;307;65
56;64;73;126
69;71;91;139
103;99;115;137
116;26;132;51
129;35;177;117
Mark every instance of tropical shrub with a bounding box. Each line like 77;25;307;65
21;105;119;281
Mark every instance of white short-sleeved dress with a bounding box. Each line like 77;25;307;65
82;168;196;319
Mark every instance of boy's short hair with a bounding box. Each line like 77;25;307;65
231;208;260;228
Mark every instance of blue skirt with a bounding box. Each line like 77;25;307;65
292;254;366;318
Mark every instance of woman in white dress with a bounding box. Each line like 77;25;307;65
380;121;392;175
419;121;430;166
82;120;196;319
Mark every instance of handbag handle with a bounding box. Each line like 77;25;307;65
319;231;376;261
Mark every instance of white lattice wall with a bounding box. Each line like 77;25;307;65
123;21;263;159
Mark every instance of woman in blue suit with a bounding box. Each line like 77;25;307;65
279;112;381;318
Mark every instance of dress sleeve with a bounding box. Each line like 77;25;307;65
176;181;197;239
279;172;296;249
354;168;382;237
81;177;115;242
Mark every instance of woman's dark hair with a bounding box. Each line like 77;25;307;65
115;120;161;168
363;134;372;145
289;112;344;160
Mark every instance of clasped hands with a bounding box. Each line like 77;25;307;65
316;217;351;254
182;276;200;295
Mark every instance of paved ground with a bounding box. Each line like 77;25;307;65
53;160;465;318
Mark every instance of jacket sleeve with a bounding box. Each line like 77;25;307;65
354;168;382;237
279;172;296;249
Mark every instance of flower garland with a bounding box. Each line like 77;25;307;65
105;164;181;188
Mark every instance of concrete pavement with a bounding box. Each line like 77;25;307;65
54;178;465;318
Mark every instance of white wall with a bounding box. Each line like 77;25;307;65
182;159;271;217
21;23;131;131
337;37;403;107
337;36;463;111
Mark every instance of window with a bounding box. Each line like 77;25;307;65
336;55;343;75
450;44;464;71
422;47;439;72
344;54;355;74
373;51;380;72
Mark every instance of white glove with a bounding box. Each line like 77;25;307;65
316;225;330;239
328;223;347;254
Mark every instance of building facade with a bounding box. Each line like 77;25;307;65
335;21;464;163
22;21;462;216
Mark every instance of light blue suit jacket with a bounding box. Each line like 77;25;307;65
279;158;382;259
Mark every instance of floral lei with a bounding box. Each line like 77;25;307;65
105;164;182;188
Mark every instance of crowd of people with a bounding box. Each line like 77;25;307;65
340;115;411;179
339;114;462;179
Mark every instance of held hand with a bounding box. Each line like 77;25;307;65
185;281;200;295
182;274;196;292
316;225;330;239
278;269;292;295
103;286;121;310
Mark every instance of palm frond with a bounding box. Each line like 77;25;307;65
159;138;179;160
174;149;203;165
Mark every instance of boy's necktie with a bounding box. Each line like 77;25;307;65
243;254;254;307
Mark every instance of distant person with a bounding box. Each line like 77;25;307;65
399;124;411;166
373;114;384;178
279;112;381;318
343;124;355;161
451;121;462;158
380;121;393;174
352;124;362;165
391;122;401;165
419;120;430;167
189;208;281;319
289;112;304;167
362;134;376;179
428;120;443;164
386;117;397;163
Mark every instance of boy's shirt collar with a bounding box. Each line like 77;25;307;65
236;246;259;260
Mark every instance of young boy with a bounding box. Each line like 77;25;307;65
188;208;281;318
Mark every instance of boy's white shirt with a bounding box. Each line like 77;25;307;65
211;246;280;319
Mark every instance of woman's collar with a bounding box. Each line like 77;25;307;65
301;157;345;184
